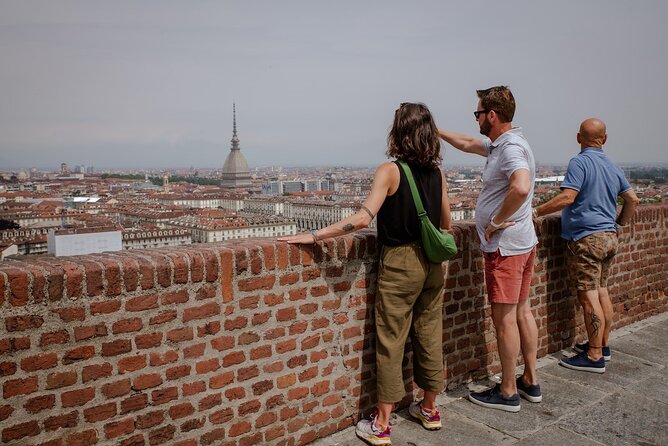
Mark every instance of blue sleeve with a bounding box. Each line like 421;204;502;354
618;170;631;194
499;144;529;179
561;157;584;192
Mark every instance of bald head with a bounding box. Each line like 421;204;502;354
578;118;607;148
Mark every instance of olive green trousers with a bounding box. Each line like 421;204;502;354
375;243;445;403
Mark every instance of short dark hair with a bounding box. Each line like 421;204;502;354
477;86;515;123
386;103;441;168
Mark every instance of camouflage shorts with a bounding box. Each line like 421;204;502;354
567;232;619;291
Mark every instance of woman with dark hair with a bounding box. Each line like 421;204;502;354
279;103;451;445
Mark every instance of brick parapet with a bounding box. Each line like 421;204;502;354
0;205;666;445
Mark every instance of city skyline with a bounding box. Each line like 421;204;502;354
1;1;667;170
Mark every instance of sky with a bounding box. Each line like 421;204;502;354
1;0;667;171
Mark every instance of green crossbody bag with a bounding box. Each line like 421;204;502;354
397;160;457;263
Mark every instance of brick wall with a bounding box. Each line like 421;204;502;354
0;205;666;446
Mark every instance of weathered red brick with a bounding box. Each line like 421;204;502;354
52;306;85;322
276;307;297;321
44;410;78;431
62;386;95;407
66;428;98;446
180;419;204;433
278;373;297;389
166;365;190;380
237;365;259;382
5;268;30;306
229;421;252;437
136;410;164;429
4;375;38;397
121;393;148;414
289;288;307;301
209;407;234;425
302;268;322;282
198;392;222;410
126;294;158;312
74;323;108;341
46;370;77;389
237;275;275;292
201;428;226;446
195;358;220;374
149;350;179;367
187;251;205;283
183;302;220;322
112;317;143;334
5;315;43;332
149;310;177;325
252;379;274;396
211;335;234;351
161;290;188;305
252;311;271;325
60;261;84;299
0;361;16;376
102;259;123;296
119;355;147;373
209;371;234;389
276;339;297;353
148;424;176;445
182;380;206;397
224;386;246;400
81;260;104;296
256;411;278;428
169;402;194;420
238;294;259;309
135;332;163;349
90;300;121;315
104;417;135;439
132;373;162;391
222;351;245;367
250;345;272;360
183;342;206;359
102;378;131;399
119;256;140;292
151;387;178;405
40;330;69;346
166;327;193;343
0;405;13;422
102;339;132;356
238;400;262;417
63;345;95;363
119;434;145;446
0;336;30;353
24;394;55;413
84;402;117;422
21;352;58;371
2;420;39;442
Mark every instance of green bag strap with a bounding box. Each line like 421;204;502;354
397;160;427;218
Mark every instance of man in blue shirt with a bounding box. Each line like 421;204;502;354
534;118;638;373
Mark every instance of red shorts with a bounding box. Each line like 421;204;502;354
484;247;536;305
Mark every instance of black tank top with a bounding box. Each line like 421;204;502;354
377;160;442;246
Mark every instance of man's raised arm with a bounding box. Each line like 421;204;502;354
438;129;487;157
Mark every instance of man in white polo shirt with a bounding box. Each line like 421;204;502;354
438;86;541;412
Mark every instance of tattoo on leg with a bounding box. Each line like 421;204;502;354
342;223;355;232
590;312;601;339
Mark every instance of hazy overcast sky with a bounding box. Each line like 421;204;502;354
1;1;666;170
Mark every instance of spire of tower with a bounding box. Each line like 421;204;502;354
231;102;240;150
233;102;237;137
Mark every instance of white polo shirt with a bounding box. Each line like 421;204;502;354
477;127;537;255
